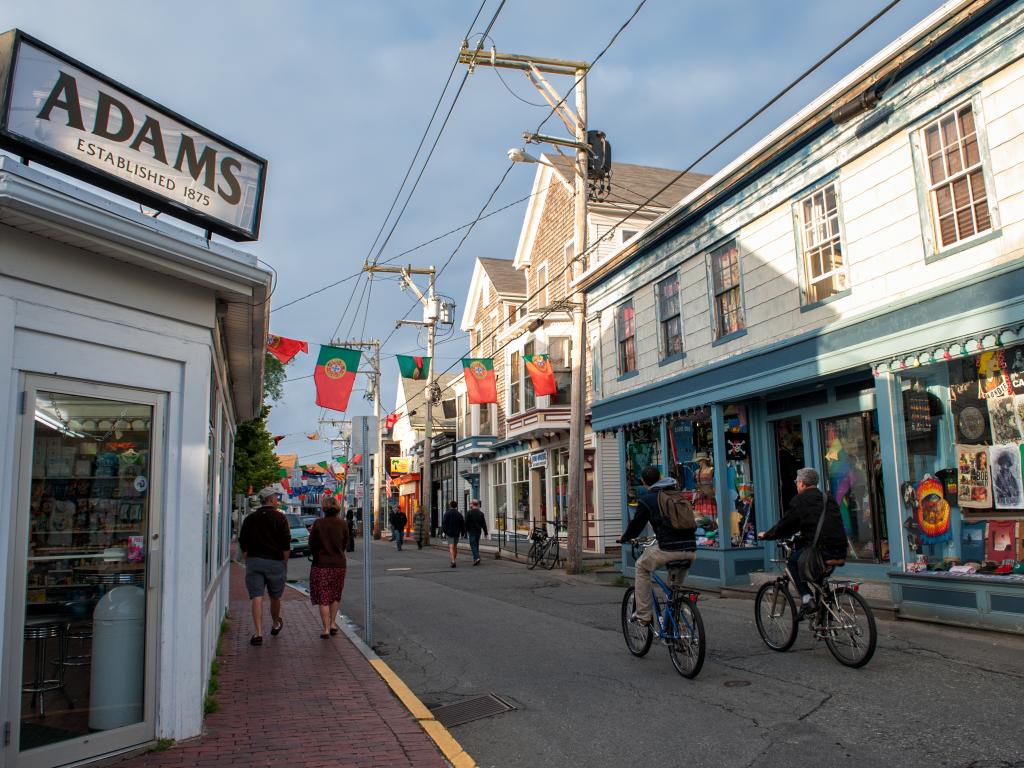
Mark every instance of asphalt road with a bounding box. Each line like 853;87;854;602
289;540;1024;768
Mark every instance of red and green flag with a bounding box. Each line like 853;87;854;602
463;358;498;404
314;345;361;412
397;354;430;380
524;354;558;397
267;334;308;364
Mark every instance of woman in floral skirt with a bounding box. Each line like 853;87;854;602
308;495;349;638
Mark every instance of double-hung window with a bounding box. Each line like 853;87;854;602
798;182;848;304
922;103;992;249
710;240;744;339
509;350;521;414
655;274;682;359
616;299;636;375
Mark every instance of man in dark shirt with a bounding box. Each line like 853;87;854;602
238;486;291;645
758;467;848;614
616;466;696;626
389;508;408;551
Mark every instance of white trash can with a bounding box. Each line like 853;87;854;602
89;585;145;730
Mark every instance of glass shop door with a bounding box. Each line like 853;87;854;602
5;377;163;768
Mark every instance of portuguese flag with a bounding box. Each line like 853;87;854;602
524;354;558;396
314;345;361;412
462;358;498;404
267;334;308;364
397;354;430;380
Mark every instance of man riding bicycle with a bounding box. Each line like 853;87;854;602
616;466;696;627
758;467;847;615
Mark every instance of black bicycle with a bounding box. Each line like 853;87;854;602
754;538;877;667
621;537;706;678
527;523;560;570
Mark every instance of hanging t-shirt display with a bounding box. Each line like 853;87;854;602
988;395;1023;444
986;520;1017;562
961;521;986;562
990;444;1024;509
914;475;951;544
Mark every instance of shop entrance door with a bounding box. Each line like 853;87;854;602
4;377;162;768
772;417;805;515
817;412;889;562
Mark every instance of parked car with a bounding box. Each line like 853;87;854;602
301;515;317;531
285;513;310;556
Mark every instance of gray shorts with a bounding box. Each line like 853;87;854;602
245;557;286;598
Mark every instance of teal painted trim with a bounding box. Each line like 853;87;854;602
711;328;747;348
658;352;685;367
748;400;775;573
925;228;1001;264
617;370;639;382
792;166;841;201
874;372;908;571
592;261;1024;431
618;429;630;575
799;289;851;313
711;403;731;552
659;416;669;478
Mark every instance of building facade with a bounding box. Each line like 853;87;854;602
582;0;1024;632
0;157;271;764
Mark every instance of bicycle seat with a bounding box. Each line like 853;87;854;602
824;559;846;566
665;560;693;570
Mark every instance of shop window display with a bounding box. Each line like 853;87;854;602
624;422;662;511
724;404;757;547
666;410;719;547
898;344;1024;576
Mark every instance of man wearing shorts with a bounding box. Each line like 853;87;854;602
238;486;291;645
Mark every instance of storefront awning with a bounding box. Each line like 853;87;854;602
872;326;1023;376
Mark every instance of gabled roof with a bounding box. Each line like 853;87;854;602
393;373;458;429
461;257;526;331
546;155;709;210
512;154;706;268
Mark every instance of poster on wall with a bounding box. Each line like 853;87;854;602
956;444;992;508
990;445;1024;509
961;521;986;562
986;519;1017;562
987;395;1023;444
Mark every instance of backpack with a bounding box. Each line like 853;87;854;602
656;490;696;531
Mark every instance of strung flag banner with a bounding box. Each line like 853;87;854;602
385;412;402;430
272;435;286;445
524;353;558;397
314;345;362;412
463;358;498;404
397;354;430;380
349;453;363;466
267;334;309;364
306;432;320;441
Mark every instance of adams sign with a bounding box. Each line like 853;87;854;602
0;30;266;240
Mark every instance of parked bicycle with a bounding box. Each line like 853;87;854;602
620;537;706;678
754;537;877;667
527;522;560;570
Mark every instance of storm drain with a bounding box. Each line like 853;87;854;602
430;694;516;728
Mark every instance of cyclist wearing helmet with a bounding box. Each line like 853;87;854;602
616;465;696;627
758;467;847;614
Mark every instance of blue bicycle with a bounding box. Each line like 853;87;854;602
620;537;706;678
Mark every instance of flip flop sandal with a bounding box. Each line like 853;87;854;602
270;618;284;636
329;627;339;636
320;633;330;640
250;635;263;646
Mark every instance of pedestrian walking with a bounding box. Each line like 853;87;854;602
309;495;349;639
346;508;356;552
412;506;426;549
389;508;408;551
465;499;488;565
238;485;290;646
441;500;466;568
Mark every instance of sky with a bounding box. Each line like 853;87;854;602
2;0;948;463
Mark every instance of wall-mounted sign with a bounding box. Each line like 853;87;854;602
0;30;266;241
530;451;547;469
390;457;411;474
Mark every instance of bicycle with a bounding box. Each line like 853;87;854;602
527;522;560;570
620;537;706;678
754;538;877;668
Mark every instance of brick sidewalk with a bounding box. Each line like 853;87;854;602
107;563;448;768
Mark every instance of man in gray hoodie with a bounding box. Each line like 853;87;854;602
617;466;697;626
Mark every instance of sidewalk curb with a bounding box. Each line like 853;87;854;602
286;582;475;768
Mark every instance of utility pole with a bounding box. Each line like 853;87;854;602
459;46;590;574
365;263;438;546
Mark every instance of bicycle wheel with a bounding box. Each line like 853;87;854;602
754;581;798;652
620;588;653;657
667;598;705;679
543;538;559;570
823;586;876;668
527;540;542;570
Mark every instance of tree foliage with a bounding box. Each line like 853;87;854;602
231;353;289;497
233;406;279;496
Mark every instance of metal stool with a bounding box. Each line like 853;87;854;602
23;620;73;716
58;621;93;671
